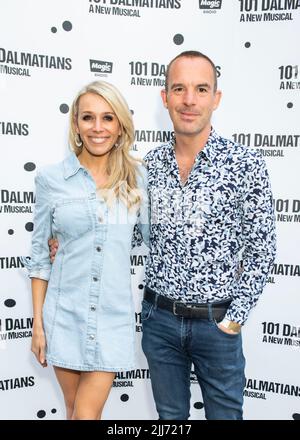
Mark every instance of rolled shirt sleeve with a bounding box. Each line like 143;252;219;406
26;172;53;281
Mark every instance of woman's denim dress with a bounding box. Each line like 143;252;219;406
25;153;149;371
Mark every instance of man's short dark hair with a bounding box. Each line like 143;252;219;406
165;50;218;92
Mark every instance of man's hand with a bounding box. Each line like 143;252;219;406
218;319;242;335
48;238;59;263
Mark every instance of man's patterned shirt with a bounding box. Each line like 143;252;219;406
143;129;276;324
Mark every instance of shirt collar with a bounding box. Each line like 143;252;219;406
200;128;220;165
63;152;84;179
165;127;221;166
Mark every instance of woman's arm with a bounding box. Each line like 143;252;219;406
31;278;48;367
27;171;53;366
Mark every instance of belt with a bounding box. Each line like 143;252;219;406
144;287;231;320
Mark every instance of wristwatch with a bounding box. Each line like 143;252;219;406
219;318;242;333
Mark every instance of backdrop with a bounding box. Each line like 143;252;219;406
0;0;299;420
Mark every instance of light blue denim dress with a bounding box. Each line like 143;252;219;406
25;153;149;371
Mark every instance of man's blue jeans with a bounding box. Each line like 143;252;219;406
141;299;246;420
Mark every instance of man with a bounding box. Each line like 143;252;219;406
50;50;276;419
140;50;276;420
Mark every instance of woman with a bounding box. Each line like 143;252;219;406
25;81;149;419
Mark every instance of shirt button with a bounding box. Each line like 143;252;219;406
89;334;95;340
93;277;98;282
96;246;101;252
98;216;103;223
90;305;96;311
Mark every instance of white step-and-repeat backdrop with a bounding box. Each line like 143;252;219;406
0;0;299;420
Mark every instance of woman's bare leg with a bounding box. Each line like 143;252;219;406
72;371;116;420
53;366;81;420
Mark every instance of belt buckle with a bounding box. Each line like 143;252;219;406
172;300;181;316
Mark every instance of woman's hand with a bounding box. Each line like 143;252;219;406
31;324;47;367
48;238;59;263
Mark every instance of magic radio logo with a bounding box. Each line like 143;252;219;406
90;59;113;77
199;0;222;11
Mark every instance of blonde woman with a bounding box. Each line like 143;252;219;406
26;81;149;419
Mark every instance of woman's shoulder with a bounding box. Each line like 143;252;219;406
134;160;148;188
134;159;147;177
36;154;76;181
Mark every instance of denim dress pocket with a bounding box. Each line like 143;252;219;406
54;198;93;239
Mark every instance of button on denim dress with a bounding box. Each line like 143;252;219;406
26;153;149;371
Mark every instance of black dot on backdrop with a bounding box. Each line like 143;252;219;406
173;34;184;45
51;408;57;414
37;410;46;419
4;299;16;308
60;104;69;114
130;109;134;115
24;162;36;172
292;413;300;420
245;42;251;48
8;229;14;235
120;394;129;402
25;222;34;232
194;401;204;410
138;284;144;290
51;27;57;33
62;21;72;32
287;102;293;108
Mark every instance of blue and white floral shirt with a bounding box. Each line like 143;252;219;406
143;128;276;325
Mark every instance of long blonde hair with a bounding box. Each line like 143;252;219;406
69;81;141;208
